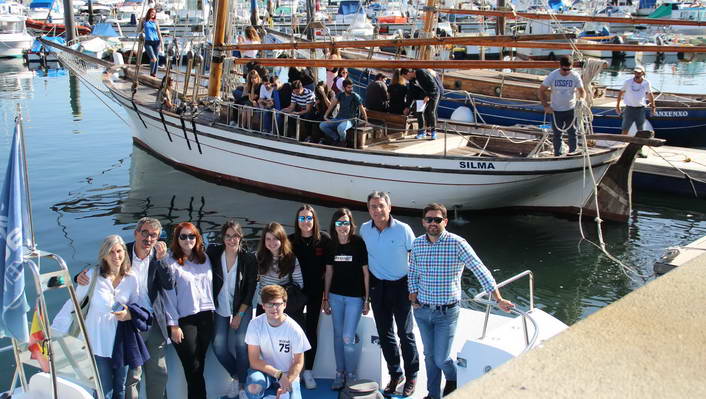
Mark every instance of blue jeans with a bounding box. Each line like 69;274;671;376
319;118;353;143
413;304;459;399
551;109;577;155
329;293;364;374
244;369;302;399
144;40;160;76
213;311;252;383
94;355;129;399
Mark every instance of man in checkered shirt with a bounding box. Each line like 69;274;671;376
408;203;513;399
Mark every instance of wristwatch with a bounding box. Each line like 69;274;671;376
274;370;283;380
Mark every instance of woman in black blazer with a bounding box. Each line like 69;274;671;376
208;220;258;398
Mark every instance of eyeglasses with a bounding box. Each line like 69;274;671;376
263;302;285;309
335;221;351;227
423;217;444;224
224;233;241;241
140;230;159;240
298;216;314;222
179;234;197;241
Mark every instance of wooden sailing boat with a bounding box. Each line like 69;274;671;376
52;0;662;223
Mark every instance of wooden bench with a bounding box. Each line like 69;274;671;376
366;110;419;139
349;125;375;149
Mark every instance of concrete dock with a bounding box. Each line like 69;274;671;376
633;145;706;197
453;236;706;398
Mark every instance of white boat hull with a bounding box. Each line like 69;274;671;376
108;84;622;214
0;33;33;57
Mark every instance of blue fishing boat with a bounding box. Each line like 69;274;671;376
348;68;706;148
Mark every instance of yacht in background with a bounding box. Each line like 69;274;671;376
0;0;34;58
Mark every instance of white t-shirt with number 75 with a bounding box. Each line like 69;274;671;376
245;314;311;378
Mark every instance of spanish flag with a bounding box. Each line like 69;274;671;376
27;303;49;372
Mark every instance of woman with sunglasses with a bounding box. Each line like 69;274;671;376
164;222;213;399
323;208;370;390
255;222;304;317
288;205;334;389
207;220;258;398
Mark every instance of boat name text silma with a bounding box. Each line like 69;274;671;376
459;161;496;170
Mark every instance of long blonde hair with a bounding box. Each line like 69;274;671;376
245;26;260;42
392;69;407;86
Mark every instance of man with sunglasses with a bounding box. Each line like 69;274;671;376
244;284;310;399
616;65;656;135
538;55;585;156
408;203;513;399
76;217;173;399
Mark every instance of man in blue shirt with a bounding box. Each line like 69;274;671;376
360;191;419;397
409;203;513;399
320;79;368;146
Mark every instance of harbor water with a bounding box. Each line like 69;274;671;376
1;56;706;389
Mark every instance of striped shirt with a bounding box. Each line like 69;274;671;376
409;230;496;306
254;257;304;305
290;88;315;111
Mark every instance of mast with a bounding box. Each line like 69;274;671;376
418;0;438;60
61;0;77;42
208;0;230;97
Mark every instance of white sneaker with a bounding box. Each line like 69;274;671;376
227;379;240;398
302;369;317;390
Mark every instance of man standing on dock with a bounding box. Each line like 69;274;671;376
616;65;656;135
409;203;514;399
538;55;585;156
360;191;419;397
77;218;173;399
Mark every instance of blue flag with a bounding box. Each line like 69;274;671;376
0;118;32;343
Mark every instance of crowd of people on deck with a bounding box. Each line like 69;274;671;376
51;192;514;399
210;28;447;147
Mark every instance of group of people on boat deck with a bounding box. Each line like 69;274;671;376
228;53;444;146
539;55;657;156
52;192;513;399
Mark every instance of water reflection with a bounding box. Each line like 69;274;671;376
0;59;33;97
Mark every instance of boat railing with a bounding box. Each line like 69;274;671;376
219;101;307;141
2;249;104;398
473;270;540;355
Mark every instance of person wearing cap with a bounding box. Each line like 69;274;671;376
538;55;586;156
616;65;656;135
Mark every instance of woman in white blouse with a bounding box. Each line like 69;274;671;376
163;222;214;399
52;235;138;399
255;222;304;320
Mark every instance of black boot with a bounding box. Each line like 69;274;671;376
443;380;457;397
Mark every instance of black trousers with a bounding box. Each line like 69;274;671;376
173;311;214;399
424;94;440;130
369;275;419;379
303;289;323;370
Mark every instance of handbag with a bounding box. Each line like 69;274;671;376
282;274;307;315
68;267;98;337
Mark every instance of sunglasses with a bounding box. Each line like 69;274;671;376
298;215;314;222
263;302;285;309
561;67;572;71
423;217;444;224
179;234;197;241
335;221;351;227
